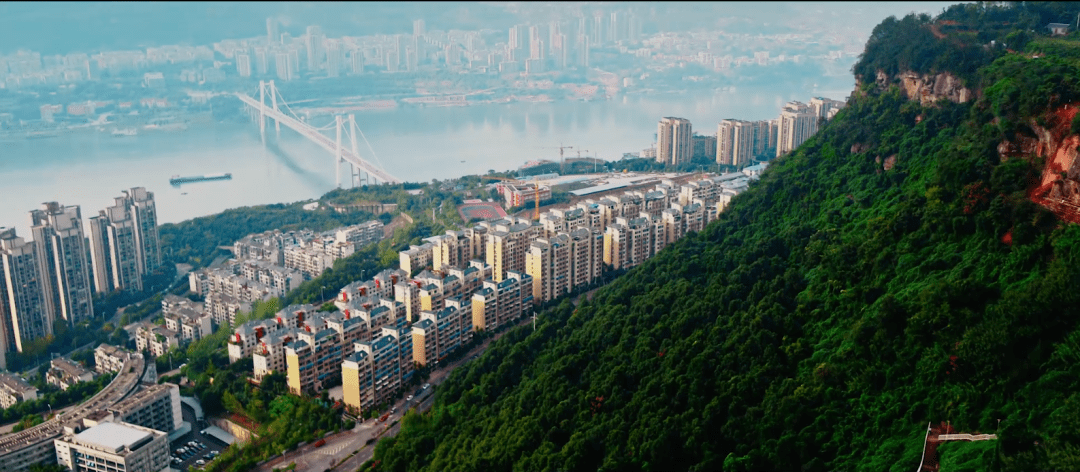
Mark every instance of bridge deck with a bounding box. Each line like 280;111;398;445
237;93;401;184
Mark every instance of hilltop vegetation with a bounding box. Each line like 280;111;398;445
369;4;1080;471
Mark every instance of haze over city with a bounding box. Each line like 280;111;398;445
15;3;1078;472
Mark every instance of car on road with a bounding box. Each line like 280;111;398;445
366;438;376;445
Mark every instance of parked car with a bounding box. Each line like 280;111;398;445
422;383;431;390
210;450;219;456
196;459;205;466
406;395;414;401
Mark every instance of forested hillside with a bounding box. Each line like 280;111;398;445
369;3;1080;471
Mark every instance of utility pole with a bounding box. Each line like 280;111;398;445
532;311;537;331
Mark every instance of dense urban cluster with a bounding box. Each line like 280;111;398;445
0;188;161;371
131;221;385;358
215;168;763;421
0;342;195;472
0;4;865;135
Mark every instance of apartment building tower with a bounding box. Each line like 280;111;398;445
31;202;94;325
0;228;51;364
87;188;160;294
776;101;818;157
656;117;693;166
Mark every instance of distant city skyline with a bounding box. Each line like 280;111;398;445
0;2;959;56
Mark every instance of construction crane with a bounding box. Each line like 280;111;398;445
537;144;575;174
573;149;593;174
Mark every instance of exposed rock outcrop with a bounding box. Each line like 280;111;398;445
1025;105;1080;223
866;70;973;105
897;71;972;105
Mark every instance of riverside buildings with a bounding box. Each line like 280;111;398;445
216;170;763;420
656;117;693;166
711;97;846;167
0;190;161;370
31;202;94;326
87;188;161;294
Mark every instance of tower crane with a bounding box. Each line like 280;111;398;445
537;144;576;174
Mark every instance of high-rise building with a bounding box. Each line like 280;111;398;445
592;14;604;46
236;53;251;77
275;52;293;81
124;188;160;276
266;17;279;45
31;202;94;325
656;117;693;166
609;11;621;43
776;101;818;157
555;34;568;69
578;34;590;68
716;119;754;167
254;47;269;76
628;11;641;42
306;25;324;72
529;25;543;60
413;19;426;37
289;48;300;76
88;204;137;294
809;97;846;120
397;35;408;71
0;228;51;363
485;221;534;282
326;40;343;77
87;188;160;294
509;25;522;51
348;48;364;75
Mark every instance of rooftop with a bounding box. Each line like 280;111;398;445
73;422;153;453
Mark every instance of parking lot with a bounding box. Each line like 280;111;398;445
170;401;231;470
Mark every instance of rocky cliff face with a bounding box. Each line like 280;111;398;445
869;70;973;105
1018;105;1080;222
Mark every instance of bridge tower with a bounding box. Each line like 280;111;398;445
269;80;281;135
258;80;266;142
238;83;401;185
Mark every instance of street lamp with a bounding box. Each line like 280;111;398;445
320;286;325;304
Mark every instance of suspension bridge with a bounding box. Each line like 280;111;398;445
236;80;401;186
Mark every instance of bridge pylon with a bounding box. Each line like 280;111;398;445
238;83;401;185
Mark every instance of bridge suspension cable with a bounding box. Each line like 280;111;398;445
237;80;401;186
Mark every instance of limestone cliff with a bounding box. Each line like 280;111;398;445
868;70;973;105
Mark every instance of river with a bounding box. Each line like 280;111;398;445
0;81;853;235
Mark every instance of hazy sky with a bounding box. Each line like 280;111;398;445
0;2;964;55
